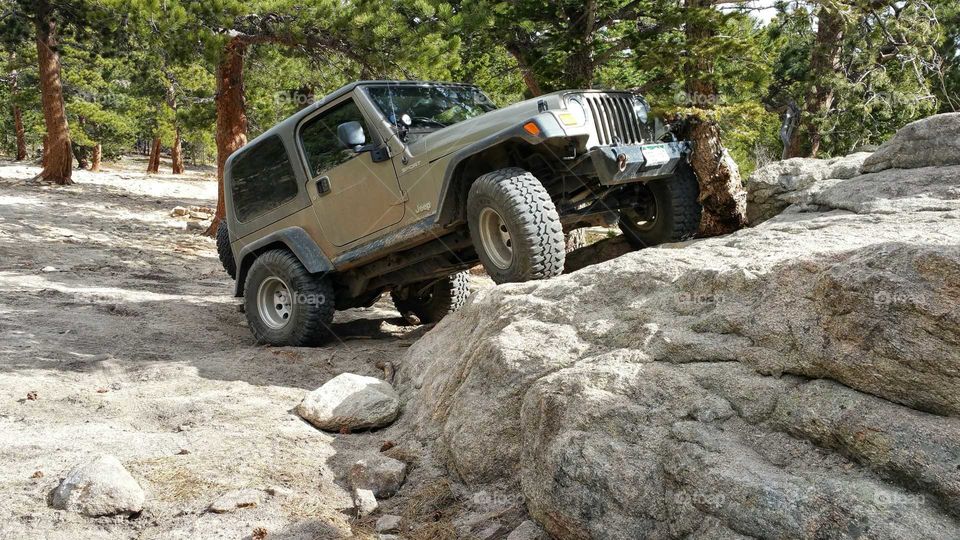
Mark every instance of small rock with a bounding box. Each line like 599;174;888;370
350;455;408;498
26;391;37;401
41;266;58;273
378;535;401;540
376;514;402;533
186;220;206;231
50;454;145;517
176;448;191;455
506;520;547;540
266;485;292;497
31;471;43;479
296;373;400;432
170;206;188;217
352;488;378;517
208;488;263;513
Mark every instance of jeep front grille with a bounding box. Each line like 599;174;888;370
584;94;645;146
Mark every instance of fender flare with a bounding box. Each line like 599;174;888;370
234;226;334;296
435;113;567;226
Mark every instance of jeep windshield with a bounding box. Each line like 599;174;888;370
366;84;496;140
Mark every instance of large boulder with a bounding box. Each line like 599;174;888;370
397;116;960;539
51;454;145;517
745;152;869;224
296;373;400;432
862;113;960;173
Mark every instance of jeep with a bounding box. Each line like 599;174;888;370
217;80;701;346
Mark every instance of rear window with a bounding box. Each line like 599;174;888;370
230;135;299;222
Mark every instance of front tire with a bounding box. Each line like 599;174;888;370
619;164;702;248
243;250;335;346
391;272;469;324
467;168;565;284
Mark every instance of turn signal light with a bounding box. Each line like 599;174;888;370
523;122;541;136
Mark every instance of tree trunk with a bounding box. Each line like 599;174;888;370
683;118;748;237
506;43;543;97
171;128;184;174
90;143;101;172
34;0;72;185
10;62;27;161
798;4;844;158
72;143;89;170
12;104;27;161
205;37;249;237
147;137;161;173
684;0;719;106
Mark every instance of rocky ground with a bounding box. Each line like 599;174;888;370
397;114;960;539
2;112;958;540
0;156;499;539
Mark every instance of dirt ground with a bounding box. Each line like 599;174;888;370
0;157;491;539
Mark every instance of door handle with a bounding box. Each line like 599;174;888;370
316;176;331;195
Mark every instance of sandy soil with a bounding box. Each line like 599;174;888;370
0;158;488;539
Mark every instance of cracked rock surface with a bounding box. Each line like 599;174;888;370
397;116;960;539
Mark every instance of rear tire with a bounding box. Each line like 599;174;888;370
467;168;565;284
243;250;335;346
216;222;237;279
619;164;701;248
391;272;469;324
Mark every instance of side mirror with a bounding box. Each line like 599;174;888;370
337;121;367;151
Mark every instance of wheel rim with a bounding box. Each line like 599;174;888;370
622;187;659;233
257;276;293;330
478;207;513;269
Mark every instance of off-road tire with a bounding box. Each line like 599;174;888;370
216;222;237;279
467;168;565;284
243;250;335;346
392;272;469;324
619;164;701;248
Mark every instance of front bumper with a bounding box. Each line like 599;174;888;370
589;141;690;186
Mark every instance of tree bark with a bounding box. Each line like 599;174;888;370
506;43;543;97
684;0;718;106
205;37;249;237
171;128;184;174
90;143;101;172
799;4;844;158
12;104;26;161
147;137;161;173
72;143;89;170
34;0;73;185
683;118;748;236
10;63;27;161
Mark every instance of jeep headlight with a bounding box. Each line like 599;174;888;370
561;96;589;126
632;96;650;123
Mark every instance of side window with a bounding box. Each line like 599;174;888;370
299;99;371;178
230;135;299;222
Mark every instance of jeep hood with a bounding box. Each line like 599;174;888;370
405;92;571;161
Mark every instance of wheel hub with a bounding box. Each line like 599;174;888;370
478;207;513;269
257;276;293;330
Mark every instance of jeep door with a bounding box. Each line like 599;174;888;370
297;97;405;247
